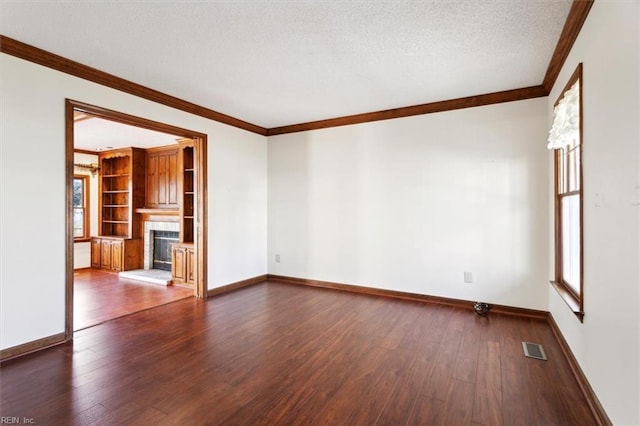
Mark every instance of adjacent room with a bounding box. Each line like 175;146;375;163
1;1;638;425
72;113;198;329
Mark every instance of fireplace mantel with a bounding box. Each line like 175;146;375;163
136;208;179;223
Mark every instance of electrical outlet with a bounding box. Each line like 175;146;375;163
464;272;473;283
275;254;281;263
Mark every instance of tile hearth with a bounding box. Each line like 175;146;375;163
119;269;172;286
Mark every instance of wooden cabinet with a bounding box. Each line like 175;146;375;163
171;243;194;287
146;147;179;209
91;237;141;272
91;238;102;268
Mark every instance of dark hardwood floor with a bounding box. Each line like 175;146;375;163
74;269;193;330
2;281;597;425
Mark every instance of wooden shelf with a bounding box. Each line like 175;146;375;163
102;220;128;224
103;204;128;208
135;208;179;215
103;174;129;178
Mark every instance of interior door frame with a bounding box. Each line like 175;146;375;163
65;99;208;339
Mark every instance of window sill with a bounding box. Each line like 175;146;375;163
74;238;91;243
550;281;584;322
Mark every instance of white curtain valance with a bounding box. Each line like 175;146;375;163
547;81;580;150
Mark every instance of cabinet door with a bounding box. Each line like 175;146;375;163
101;240;112;270
146;153;159;207
147;149;178;208
100;240;111;269
157;151;178;207
185;248;194;284
111;240;123;272
172;247;186;282
167;151;178;206
91;238;102;268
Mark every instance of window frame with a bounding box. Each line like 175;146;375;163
551;63;584;321
73;174;91;242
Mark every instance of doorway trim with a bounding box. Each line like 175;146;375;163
65;99;208;339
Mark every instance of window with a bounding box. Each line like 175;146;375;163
73;175;90;241
548;64;583;321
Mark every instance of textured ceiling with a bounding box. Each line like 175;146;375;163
1;1;572;129
75;117;182;152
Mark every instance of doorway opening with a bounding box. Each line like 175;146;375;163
66;100;208;335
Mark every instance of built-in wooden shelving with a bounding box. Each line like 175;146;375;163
93;147;146;272
178;139;195;244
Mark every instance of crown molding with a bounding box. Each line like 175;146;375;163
0;0;593;136
0;35;267;136
267;85;548;136
73;148;99;155
542;0;594;94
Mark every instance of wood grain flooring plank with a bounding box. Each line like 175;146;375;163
452;315;486;384
472;341;503;426
346;346;415;425
441;378;476;425
498;314;529;374
377;299;426;350
309;344;396;425
87;401;168;425
501;365;534;426
71;403;111;425
216;310;363;424
407;396;446;425
261;335;378;425
422;307;467;401
374;344;439;425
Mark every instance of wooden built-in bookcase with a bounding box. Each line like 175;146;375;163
92;147;145;272
171;138;195;287
178;138;195;244
99;147;145;238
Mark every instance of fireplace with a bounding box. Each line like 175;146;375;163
143;221;180;270
152;231;179;271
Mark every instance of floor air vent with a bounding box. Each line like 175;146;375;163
522;342;547;361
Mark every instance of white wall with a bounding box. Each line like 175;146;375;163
268;98;549;310
73;152;99;269
547;2;640;424
0;54;268;350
